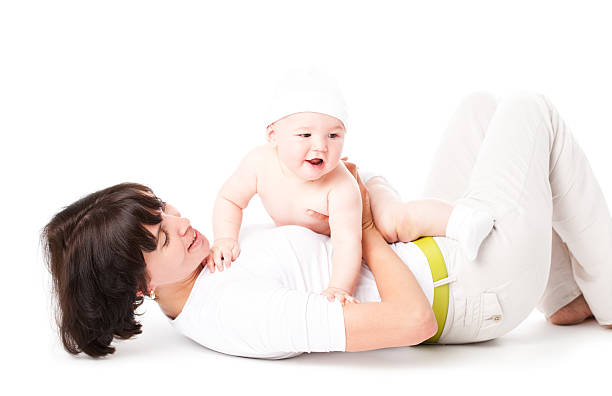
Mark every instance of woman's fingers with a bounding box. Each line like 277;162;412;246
203;255;214;273
306;208;329;220
320;288;334;302
340;159;374;229
343;161;367;191
343;161;357;176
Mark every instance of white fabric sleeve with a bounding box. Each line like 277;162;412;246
215;280;346;358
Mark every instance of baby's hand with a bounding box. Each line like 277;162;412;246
208;238;240;273
320;287;360;305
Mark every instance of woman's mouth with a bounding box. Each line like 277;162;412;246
306;158;324;169
188;229;202;252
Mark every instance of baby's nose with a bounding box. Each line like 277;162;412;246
312;138;328;151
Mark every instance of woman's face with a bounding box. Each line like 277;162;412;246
142;203;210;289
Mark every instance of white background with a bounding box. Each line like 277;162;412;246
1;0;611;394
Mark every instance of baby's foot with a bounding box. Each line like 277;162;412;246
320;287;360;305
549;294;593;325
446;204;495;260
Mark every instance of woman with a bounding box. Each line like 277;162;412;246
42;92;611;358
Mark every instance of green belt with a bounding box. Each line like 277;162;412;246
413;236;449;344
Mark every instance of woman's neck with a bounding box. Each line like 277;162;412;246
155;265;204;320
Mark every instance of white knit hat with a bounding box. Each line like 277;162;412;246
265;67;348;129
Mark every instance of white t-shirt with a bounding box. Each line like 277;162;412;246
170;225;456;359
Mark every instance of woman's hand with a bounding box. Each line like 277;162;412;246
342;161;375;231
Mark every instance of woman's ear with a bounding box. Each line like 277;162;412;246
266;124;278;147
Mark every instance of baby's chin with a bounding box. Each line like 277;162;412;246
298;159;340;181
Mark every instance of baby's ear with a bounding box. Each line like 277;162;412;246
266;124;277;146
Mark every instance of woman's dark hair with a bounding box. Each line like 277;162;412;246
41;183;164;358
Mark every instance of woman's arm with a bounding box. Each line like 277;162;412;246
341;163;440;351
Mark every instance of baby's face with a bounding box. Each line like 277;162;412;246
268;112;346;181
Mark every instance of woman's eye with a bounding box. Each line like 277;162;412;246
163;229;170;247
329;133;338;138
299;133;311;138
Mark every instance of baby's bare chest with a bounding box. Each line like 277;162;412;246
257;176;332;235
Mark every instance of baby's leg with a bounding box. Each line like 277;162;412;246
366;177;453;243
364;175;409;242
366;92;499;244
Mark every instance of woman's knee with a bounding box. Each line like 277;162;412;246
450;92;499;136
456;91;499;115
497;91;551;124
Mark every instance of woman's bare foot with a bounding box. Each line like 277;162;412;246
548;294;593;325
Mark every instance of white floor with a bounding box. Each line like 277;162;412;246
19;302;609;395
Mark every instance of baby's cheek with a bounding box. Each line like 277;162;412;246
328;147;344;165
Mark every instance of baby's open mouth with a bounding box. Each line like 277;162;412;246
307;158;324;166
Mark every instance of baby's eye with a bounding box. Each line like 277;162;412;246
298;133;311;138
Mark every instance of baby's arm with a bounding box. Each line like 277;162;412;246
211;150;259;271
324;176;363;302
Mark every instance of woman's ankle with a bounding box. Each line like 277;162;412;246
549;294;593;325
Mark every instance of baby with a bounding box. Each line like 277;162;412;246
209;69;362;303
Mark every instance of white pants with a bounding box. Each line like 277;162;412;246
422;92;612;343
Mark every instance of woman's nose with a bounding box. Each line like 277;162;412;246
168;215;191;236
178;217;191;235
